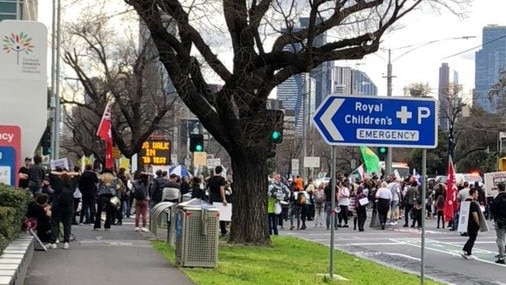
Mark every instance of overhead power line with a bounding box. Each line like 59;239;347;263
442;33;506;60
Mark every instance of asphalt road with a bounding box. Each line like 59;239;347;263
281;214;506;285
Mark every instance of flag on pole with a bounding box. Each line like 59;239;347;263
413;168;421;185
351;164;366;181
359;146;380;174
96;102;114;169
444;155;457;222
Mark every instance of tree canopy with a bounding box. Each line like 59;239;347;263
123;0;468;245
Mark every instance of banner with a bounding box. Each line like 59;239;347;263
97;102;113;169
444;155;457;222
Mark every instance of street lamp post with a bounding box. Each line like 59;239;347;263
382;36;474;176
50;0;62;160
385;49;394;176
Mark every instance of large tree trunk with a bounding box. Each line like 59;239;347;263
228;150;270;245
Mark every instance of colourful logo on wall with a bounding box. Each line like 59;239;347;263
2;32;35;64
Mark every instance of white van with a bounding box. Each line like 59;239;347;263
455;172;483;187
379;161;410;179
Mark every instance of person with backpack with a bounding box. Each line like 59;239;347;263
305;178;316;221
132;171;151;232
289;188;309;230
149;170;166;208
268;173;290;229
313;184;326;228
490;183;506;264
402;179;419;228
94;169;119;231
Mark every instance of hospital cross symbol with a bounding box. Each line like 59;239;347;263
396;106;412;124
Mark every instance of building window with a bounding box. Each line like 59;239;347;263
0;0;23;21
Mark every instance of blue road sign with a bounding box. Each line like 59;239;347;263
312;95;438;148
0;146;16;185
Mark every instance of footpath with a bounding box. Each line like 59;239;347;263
24;217;194;285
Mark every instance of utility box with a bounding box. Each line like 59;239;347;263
175;199;219;268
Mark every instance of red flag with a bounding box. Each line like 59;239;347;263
97;102;113;169
444;155;457;222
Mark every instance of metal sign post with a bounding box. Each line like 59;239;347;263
420;149;427;284
329;146;336;279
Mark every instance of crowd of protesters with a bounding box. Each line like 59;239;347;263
20;159;234;248
266;171;493;234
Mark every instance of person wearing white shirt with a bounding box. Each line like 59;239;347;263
375;181;393;230
337;181;351;228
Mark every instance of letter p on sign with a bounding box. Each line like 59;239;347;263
418;107;430;124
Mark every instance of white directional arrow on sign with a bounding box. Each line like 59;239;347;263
318;98;344;141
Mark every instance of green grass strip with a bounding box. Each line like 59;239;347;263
152;236;443;285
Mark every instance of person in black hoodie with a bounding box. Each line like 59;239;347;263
190;177;205;200
25;193;52;243
78;164;98;224
48;169;77;250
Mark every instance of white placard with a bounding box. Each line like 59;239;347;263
457;201;470;233
0;166;11;185
207;158;221;169
213;202;232;221
303;156;320;168
291;159;299;176
50;158;69;170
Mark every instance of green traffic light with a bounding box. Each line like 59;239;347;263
272;131;281;140
379;147;387;153
195;145;203;152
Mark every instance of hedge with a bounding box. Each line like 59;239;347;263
0;183;31;254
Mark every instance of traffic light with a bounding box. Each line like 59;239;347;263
268;110;284;144
189;134;204;152
377;146;388;161
271;130;282;144
40;126;52;155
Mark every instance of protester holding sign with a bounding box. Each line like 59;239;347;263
460;188;483;260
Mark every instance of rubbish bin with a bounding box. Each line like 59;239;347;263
175;198;219;268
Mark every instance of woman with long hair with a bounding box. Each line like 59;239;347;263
94;169;119;231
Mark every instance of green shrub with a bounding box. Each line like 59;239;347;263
0;207;17;239
0;183;31;208
0;184;32;255
0;234;7;253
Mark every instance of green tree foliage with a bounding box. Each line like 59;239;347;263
408;128;448;175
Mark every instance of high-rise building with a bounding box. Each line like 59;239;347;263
276;17;333;136
0;0;37;21
438;63;450;130
474;25;506;113
333;66;377;96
